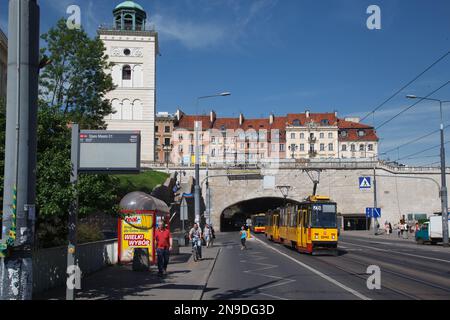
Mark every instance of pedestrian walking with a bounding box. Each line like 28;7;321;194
204;224;212;248
240;226;247;250
389;222;393;235
155;222;173;277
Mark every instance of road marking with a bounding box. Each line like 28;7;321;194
253;237;371;300
259;292;289;300
340;241;450;264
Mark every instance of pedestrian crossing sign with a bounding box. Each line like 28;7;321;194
359;177;372;189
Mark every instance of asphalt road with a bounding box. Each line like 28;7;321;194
202;232;450;300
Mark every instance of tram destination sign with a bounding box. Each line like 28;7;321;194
78;130;141;173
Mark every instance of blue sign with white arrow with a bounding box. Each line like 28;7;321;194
366;208;382;218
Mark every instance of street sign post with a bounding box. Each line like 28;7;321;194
66;126;142;300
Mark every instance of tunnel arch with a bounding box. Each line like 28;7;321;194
220;197;301;232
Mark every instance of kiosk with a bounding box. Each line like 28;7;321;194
118;192;170;265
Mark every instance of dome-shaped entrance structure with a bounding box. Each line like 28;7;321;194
113;1;147;31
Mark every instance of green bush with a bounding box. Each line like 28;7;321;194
77;224;105;244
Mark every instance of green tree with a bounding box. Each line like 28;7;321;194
36;19;119;247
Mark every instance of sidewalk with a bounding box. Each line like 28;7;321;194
35;244;221;300
340;230;417;243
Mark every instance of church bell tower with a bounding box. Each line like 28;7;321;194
98;1;158;163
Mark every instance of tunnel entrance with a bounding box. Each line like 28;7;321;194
220;197;299;232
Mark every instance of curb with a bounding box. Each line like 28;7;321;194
192;247;221;301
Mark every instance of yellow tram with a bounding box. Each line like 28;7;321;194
251;213;267;234
265;196;338;255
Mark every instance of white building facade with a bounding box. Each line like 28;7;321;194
98;1;158;163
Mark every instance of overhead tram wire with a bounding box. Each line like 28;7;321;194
376;80;450;130
361;50;450;122
384;125;450;156
397;140;450;162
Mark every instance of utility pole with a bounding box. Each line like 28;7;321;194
194;121;201;224
373;164;378;236
1;0;40;300
406;95;449;246
439;100;449;247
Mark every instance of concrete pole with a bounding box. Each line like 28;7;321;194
439;101;449;247
373;165;378;235
1;0;40;300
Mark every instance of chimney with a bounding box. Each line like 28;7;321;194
306;110;310;118
176;109;184;122
269;113;275;125
334;110;338;118
239;113;245;126
210;110;217;124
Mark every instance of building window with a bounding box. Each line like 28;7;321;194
321;119;329;125
300;133;305;139
329;143;334;151
320;133;324;139
360;144;365;151
368;144;374;151
328;133;333;139
320;144;325;151
164;138;171;146
122;65;132;80
123;48;131;56
291;133;296;139
351;144;356;152
342;144;347;152
155;138;160;146
280;144;285;152
211;149;216;157
300;144;305;151
341;131;347;138
165;126;171;133
358;130;366;137
124;14;133;30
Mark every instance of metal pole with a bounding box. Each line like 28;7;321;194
373;165;378;235
66;124;79;300
439;101;449;247
1;0;39;300
194;121;201;224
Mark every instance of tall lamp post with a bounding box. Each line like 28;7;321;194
194;92;231;224
407;95;450;247
289;144;298;159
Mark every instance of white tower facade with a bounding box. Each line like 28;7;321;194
98;1;158;163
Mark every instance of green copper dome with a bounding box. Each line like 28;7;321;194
115;1;145;12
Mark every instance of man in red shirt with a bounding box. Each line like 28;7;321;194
155;221;173;277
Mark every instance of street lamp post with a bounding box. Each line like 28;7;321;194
162;143;173;169
289;144;298;159
407;95;450;247
194;92;231;224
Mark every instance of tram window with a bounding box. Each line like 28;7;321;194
312;206;337;228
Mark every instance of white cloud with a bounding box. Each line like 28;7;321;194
150;0;278;50
151;14;227;50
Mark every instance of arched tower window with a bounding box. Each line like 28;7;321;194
122;65;131;80
123;14;133;30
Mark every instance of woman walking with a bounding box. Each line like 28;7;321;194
240;226;247;250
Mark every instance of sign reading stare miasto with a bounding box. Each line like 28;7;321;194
78;130;141;173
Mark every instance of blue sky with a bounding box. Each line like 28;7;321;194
1;0;450;165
